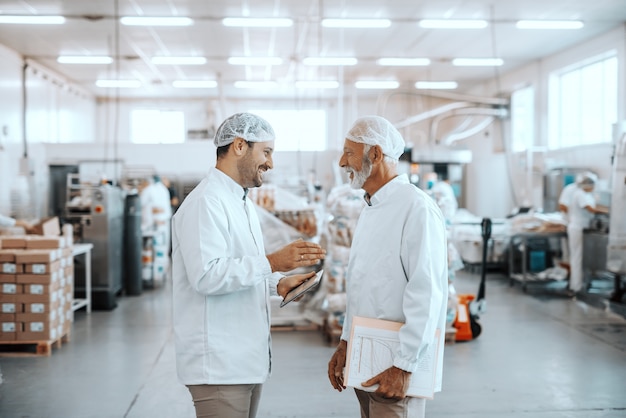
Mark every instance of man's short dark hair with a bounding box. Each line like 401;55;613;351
216;140;254;159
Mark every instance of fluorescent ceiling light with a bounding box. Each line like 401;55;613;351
452;58;503;66
321;19;391;28
303;57;357;66
222;17;293;27
295;80;339;89
172;80;217;88
228;57;283;66
516;20;584;29
419;19;488;29
0;15;65;24
151;56;206;65
355;81;399;90
57;56;113;64
120;16;193;26
234;81;279;89
415;81;458;90
377;58;430;66
95;80;141;88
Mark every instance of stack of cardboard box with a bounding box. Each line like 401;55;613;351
0;235;74;342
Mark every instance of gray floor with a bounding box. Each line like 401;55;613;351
1;270;626;418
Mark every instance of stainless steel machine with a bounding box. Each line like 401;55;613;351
64;175;124;310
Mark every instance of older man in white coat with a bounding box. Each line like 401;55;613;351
328;115;448;418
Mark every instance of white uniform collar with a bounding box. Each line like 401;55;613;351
212;167;248;200
365;174;409;206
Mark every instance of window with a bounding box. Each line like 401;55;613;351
131;109;185;144
248;109;327;151
548;52;617;149
510;86;534;152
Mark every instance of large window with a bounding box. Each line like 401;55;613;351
248;109;327;151
548;52;617;149
510;86;535;152
131;109;185;144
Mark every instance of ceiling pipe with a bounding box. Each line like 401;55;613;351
429;106;508;143
394;102;473;129
442;116;495;145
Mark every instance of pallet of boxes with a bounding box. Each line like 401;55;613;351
0;219;74;356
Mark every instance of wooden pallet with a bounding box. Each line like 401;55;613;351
445;327;458;345
0;332;71;357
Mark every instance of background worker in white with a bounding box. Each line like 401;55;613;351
327;116;448;418
171;112;325;418
566;173;608;295
557;173;583;263
430;173;458;224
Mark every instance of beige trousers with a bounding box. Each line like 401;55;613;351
355;389;426;418
186;384;262;418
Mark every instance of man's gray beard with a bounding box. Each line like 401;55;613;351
349;156;372;189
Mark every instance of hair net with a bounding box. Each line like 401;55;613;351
345;115;405;160
579;171;597;186
214;112;275;148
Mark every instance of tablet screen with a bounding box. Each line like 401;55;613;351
280;269;324;308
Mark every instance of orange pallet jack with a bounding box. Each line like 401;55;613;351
453;218;491;341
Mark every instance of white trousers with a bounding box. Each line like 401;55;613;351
567;225;584;292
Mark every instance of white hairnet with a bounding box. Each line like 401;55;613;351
214;112;275;148
579;171;597;186
345;115;405;160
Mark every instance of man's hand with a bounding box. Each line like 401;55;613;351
266;238;325;272
328;340;348;392
361;366;411;400
276;271;316;298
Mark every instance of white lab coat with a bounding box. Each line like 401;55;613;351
140;180;173;246
567;187;595;292
171;167;282;385
341;174;448;393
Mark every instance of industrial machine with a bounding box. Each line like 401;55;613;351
543;167;594;213
64;174;124;310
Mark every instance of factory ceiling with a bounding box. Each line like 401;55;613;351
0;0;625;100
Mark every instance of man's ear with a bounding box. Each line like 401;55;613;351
369;145;384;163
231;138;248;156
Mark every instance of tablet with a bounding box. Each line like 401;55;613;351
280;269;324;308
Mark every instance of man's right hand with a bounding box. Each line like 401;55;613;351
328;339;348;392
266;239;325;272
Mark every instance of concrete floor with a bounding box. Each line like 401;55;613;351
1;270;626;418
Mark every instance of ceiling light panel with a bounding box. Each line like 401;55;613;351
295;81;339;89
172;80;217;88
303;57;357;66
234;81;279;89
0;15;65;24
452;58;503;66
96;80;141;88
415;81;458;90
355;81;399;89
377;58;430;66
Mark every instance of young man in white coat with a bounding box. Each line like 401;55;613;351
171;112;325;418
328;115;448;418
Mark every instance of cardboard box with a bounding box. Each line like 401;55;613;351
16;311;57;323
14;249;59;264
0;250;16;262
31;217;61;237
1;283;21;295
0;236;27;249
0;321;19;341
17;271;60;285
1;302;20;313
25;236;65;250
23;283;58;296
2;262;23;274
17;318;60;341
24;260;61;274
23;299;60;314
0;294;19;303
18;290;61;305
0;273;16;283
0;313;15;322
